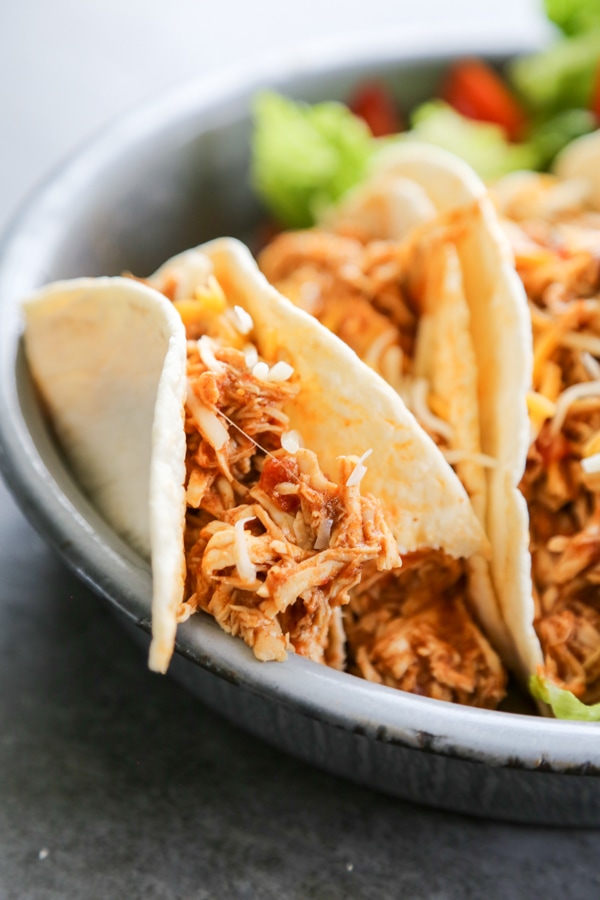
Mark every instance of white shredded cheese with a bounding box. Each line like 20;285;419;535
550;380;600;434
234;516;256;584
281;430;301;454
362;328;397;369
442;449;498;469
581;452;600;474
268;361;294;383
186;384;228;450
232;305;254;335
314;517;334;550
197;335;225;373
410;377;453;443
582;352;600;380
561;331;600;357
346;448;373;487
243;344;258;368
252;361;270;381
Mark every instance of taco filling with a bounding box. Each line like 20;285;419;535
495;171;600;704
180;335;400;666
259;230;454;452
149;248;505;706
22;238;506;707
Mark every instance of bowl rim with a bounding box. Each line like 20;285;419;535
4;22;599;777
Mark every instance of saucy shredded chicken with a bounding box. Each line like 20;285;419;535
259;232;423;410
149;263;506;707
346;551;506;708
181;338;401;664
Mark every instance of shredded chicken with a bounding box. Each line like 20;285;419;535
259;231;420;404
148;262;506;707
502;173;600;703
182;338;401;664
346;551;506;708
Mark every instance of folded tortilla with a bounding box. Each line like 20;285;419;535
491;157;600;718
23;237;507;707
259;142;532;676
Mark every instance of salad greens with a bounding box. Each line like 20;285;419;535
530;674;600;721
251;0;600;229
250;92;374;229
408;101;540;181
509;27;600;113
545;0;600;37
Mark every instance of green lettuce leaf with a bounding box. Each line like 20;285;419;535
528;107;597;168
408;101;541;181
250;91;375;228
530;674;600;720
545;0;600;36
509;27;600;113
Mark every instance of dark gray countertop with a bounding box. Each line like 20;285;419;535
2;2;599;897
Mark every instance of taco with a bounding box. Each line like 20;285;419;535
489;154;600;717
23;237;507;707
259;143;533;678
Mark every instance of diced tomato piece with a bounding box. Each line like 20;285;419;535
258;456;300;513
349;82;403;137
442;59;527;141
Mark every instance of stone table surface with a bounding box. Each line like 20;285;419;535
2;1;599;898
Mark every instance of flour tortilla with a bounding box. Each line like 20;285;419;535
554;128;600;211
322;143;535;675
23;279;188;671
23;237;487;673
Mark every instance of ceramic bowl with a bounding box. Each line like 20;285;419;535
2;25;599;825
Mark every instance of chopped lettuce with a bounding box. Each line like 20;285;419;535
251;91;375;228
530;674;600;720
529;107;597;167
509;27;600;114
545;0;600;36
408;101;541;181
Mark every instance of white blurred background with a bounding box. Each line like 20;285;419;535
0;0;545;233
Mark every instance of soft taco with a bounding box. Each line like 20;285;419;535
488;147;600;718
259;143;533;679
23;237;507;708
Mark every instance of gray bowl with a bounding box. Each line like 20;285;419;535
2;26;599;826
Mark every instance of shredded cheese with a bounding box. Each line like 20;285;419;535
561;331;600;358
252;361;270;381
197;335;225;373
281;430;301;454
233;517;257;584
268;361;294;383
410;377;453;443
442;449;498;469
243;344;258;368
362;328;397;369
186;383;229;450
582;352;600;380
231;305;254;335
314;518;334;550
550;381;600;435
581;452;600;474
527;391;557;438
346;448;373;487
